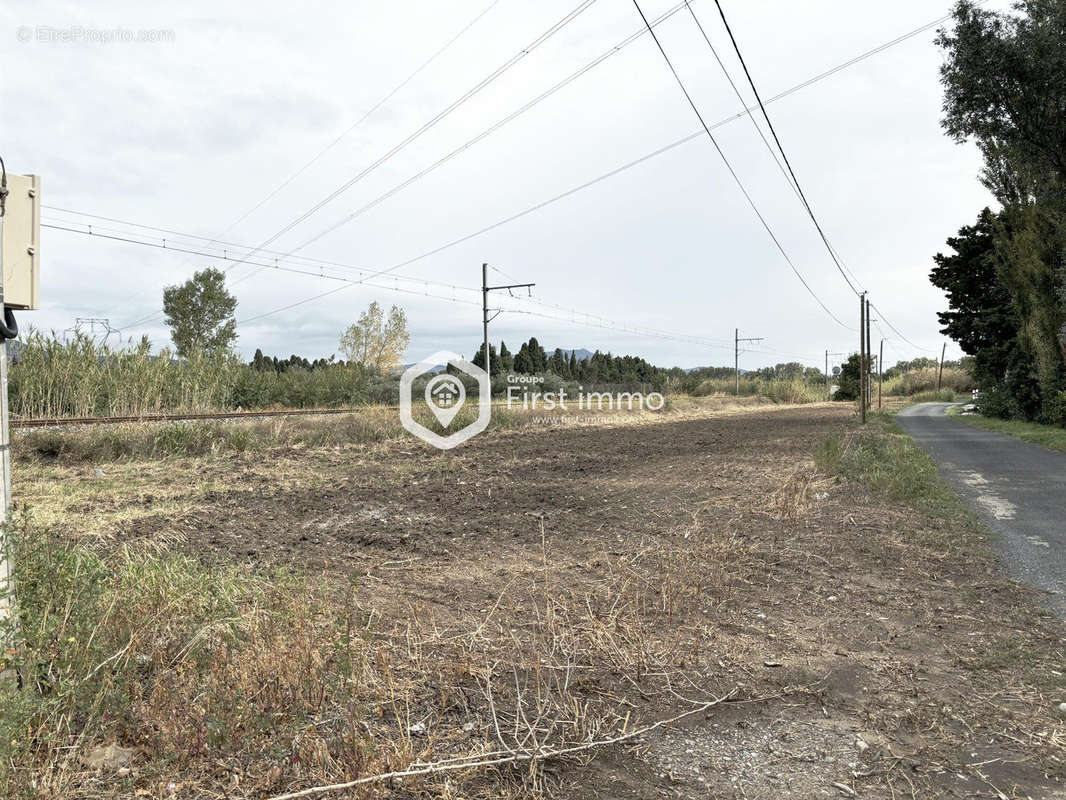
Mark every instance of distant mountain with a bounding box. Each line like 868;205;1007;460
557;347;594;361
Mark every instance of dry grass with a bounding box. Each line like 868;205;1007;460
881;366;974;397
5;402;1063;799
12;395;804;465
1;512;763;799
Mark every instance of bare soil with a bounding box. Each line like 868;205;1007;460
19;403;1066;798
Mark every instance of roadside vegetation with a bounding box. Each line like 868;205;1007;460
948;406;1066;453
816;413;977;529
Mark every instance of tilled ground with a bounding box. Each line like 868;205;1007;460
18;403;1066;798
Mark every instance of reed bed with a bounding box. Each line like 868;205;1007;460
8;333;381;419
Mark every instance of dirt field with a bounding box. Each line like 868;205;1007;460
14;402;1066;799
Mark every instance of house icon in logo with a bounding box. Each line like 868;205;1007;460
431;378;461;408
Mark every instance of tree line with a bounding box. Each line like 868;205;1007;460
931;1;1066;425
471;337;670;384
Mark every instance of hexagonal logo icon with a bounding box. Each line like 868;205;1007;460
400;350;490;449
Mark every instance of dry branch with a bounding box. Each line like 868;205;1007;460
266;687;737;800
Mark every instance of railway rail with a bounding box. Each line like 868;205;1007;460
12;407;368;429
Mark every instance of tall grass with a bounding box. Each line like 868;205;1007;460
9;333;381;418
690;376;825;403
881;367;973;397
0;505;748;797
10;332;242;418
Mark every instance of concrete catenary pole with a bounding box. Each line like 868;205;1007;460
482;263;490;378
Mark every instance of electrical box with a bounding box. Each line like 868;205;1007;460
1;174;41;310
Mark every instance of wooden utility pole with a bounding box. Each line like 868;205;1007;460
482;263;534;380
735;328;763;396
937;342;947;392
861;294;869;409
859;293;866;424
878;339;884;410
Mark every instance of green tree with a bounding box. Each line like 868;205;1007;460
526;337;547;372
835;354;865;401
162;268;237;357
250;348;269;371
513;342;533;374
499;341;514;372
339;302;410;374
936;1;1066;422
937;1;1066;207
550;347;568;376
930;209;1023;391
471;342;499;376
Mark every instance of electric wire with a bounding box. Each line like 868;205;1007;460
41;216;479;293
212;0;600;281
101;0;500;318
630;0;852;330
212;0;501;244
247;1;688;276
703;0;948;353
707;0;860;296
44;221;751;354
55;7;956;350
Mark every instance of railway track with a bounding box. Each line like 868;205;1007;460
12;407;370;429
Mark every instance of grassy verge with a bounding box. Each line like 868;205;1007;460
814;413;976;529
947;407;1066;453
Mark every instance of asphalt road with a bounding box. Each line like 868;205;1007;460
897;403;1066;616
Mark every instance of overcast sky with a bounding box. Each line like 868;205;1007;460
1;0;1006;370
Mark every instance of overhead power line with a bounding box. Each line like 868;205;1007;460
56;6;954;345
701;0;938;353
212;0;600;281
101;0;499;321
630;0;851;330
212;0;501;244
706;0;860;296
870;300;936;353
42;222;480;329
44;221;756;355
245;1;689;277
41;212;478;291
